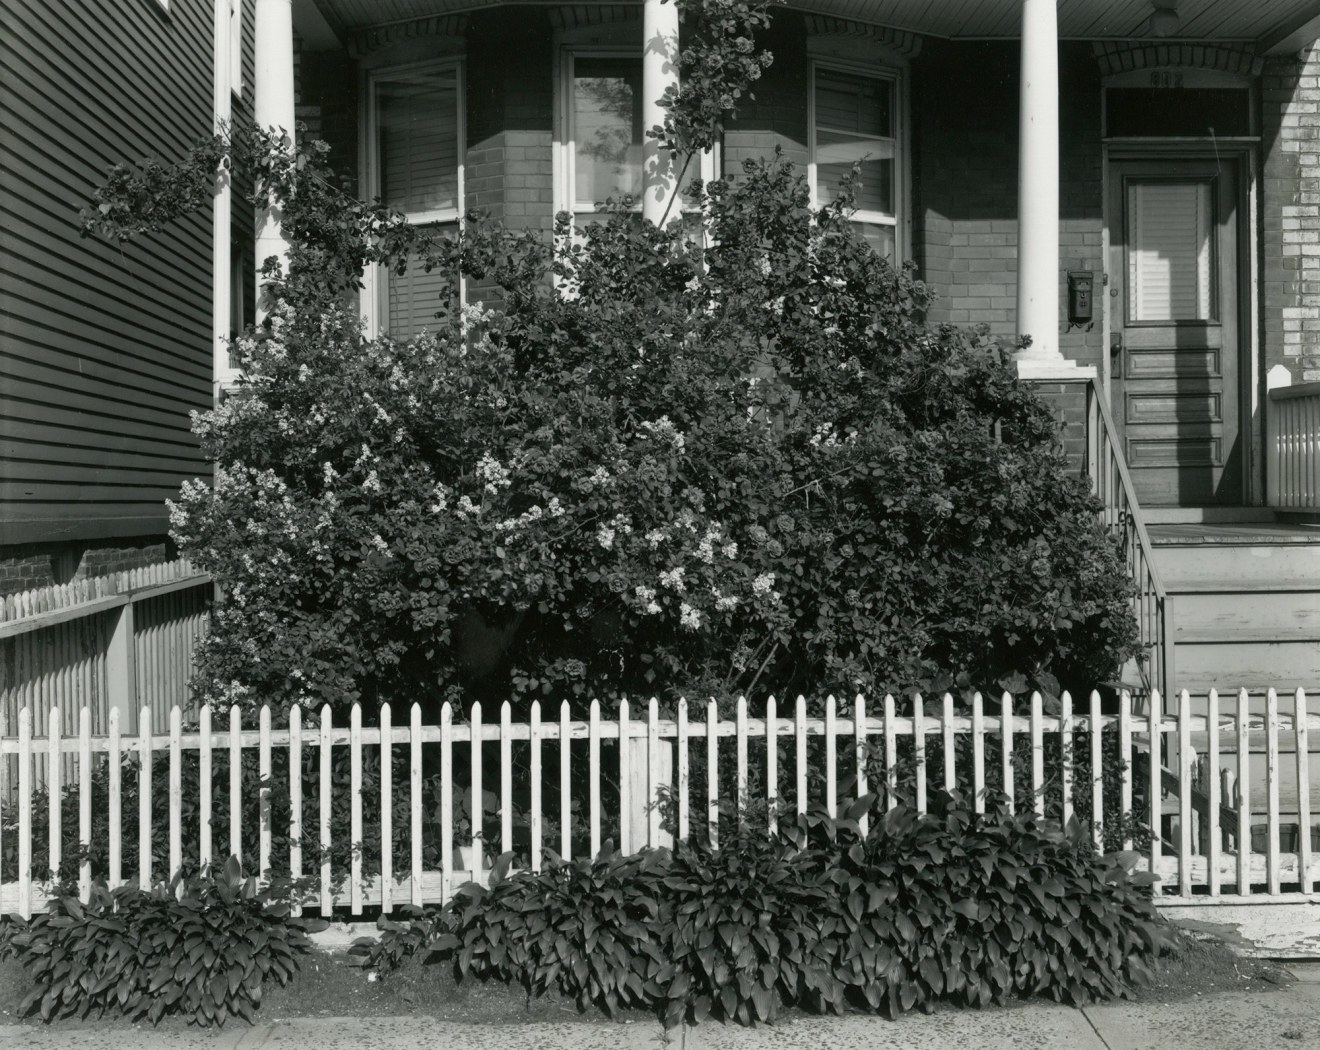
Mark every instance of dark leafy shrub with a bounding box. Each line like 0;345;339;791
0;856;325;1026
85;2;1136;718
355;794;1176;1026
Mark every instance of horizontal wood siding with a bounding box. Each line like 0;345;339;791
0;0;214;544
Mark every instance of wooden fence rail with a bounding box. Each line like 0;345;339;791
0;559;211;795
2;689;1317;919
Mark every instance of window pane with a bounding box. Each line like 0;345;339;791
853;221;895;260
574;58;642;208
378;69;459;216
815;69;891;138
386;225;459;340
814;69;896;216
1126;180;1214;322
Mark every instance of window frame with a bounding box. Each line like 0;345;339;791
807;57;908;261
361;57;466;339
555;45;719;225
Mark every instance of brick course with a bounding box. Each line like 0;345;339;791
1263;41;1320;382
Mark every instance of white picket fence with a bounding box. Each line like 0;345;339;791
1;689;1317;919
0;559;211;798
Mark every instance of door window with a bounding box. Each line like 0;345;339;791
1125;179;1216;323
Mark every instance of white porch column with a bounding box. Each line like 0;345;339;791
253;0;295;322
642;0;681;226
212;0;233;400
1015;0;1088;378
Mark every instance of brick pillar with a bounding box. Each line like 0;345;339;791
1262;41;1320;384
1029;380;1090;475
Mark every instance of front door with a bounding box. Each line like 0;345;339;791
1107;157;1244;506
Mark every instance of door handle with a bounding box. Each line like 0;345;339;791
1110;334;1122;378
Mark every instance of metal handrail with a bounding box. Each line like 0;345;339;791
1084;378;1173;703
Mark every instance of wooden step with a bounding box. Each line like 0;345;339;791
1153;543;1320;588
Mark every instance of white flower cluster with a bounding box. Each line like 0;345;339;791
596;514;633;551
679;602;702;630
635;585;661;615
640;416;686;453
658;566;686;592
476;453;513;494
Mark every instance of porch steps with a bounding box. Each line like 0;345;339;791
1149;520;1320;700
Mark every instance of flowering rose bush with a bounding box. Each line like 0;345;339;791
88;0;1137;716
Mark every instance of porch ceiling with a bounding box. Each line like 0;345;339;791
304;0;1319;48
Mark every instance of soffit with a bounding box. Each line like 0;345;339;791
308;0;1320;46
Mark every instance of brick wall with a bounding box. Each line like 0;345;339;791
723;14;810;172
913;42;1104;373
0;540;172;598
1029;382;1091;474
1262;40;1320;383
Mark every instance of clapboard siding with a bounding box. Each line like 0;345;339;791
0;0;215;546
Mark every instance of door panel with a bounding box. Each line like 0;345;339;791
1108;158;1243;506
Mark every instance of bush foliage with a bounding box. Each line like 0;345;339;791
358;794;1175;1027
0;857;324;1026
84;0;1137;715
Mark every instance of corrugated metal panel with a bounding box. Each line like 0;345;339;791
0;0;215;545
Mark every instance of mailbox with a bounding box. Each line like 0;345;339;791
1067;270;1094;325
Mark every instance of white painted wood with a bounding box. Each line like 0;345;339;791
648;697;660;849
1208;689;1221;896
350;703;363;912
1156;901;1320;959
1297;688;1312;894
678;697;690;842
914;693;927;814
1090;690;1103;853
108;706;121;890
290;704;302;914
79;705;91;901
469;701;483;871
795;695;807;816
320;705;332;914
530;700;542;872
824;695;837;819
1149;691;1162;886
230;705;242;866
708;699;720;847
737;695;750;826
1030;692;1045;819
199;704;212;871
18;705;31;918
641;0;680;226
139;705;152;888
252;0;295;315
379;702;392;914
1237;689;1252;894
1002;692;1015;812
972;692;985;815
259;704;272;879
1014;0;1060;365
500;701;513;857
590;699;601;858
560;701;571;861
1178;690;1193;897
48;704;61;880
440;702;453;899
619;698;631;855
942;693;956;794
105;604;136;737
170;705;183;884
884;694;897;811
1059;692;1073;827
1119;692;1133;849
854;694;868;836
1267;688;1282;895
409;703;421;903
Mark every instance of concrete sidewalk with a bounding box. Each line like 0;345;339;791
3;968;1318;1050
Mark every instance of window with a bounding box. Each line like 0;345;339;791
365;63;464;339
561;51;717;227
1126;180;1216;323
809;64;902;259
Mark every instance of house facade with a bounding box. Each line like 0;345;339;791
0;0;256;594
2;0;1319;692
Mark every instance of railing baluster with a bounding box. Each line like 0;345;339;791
1236;689;1251;895
1207;689;1221;896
